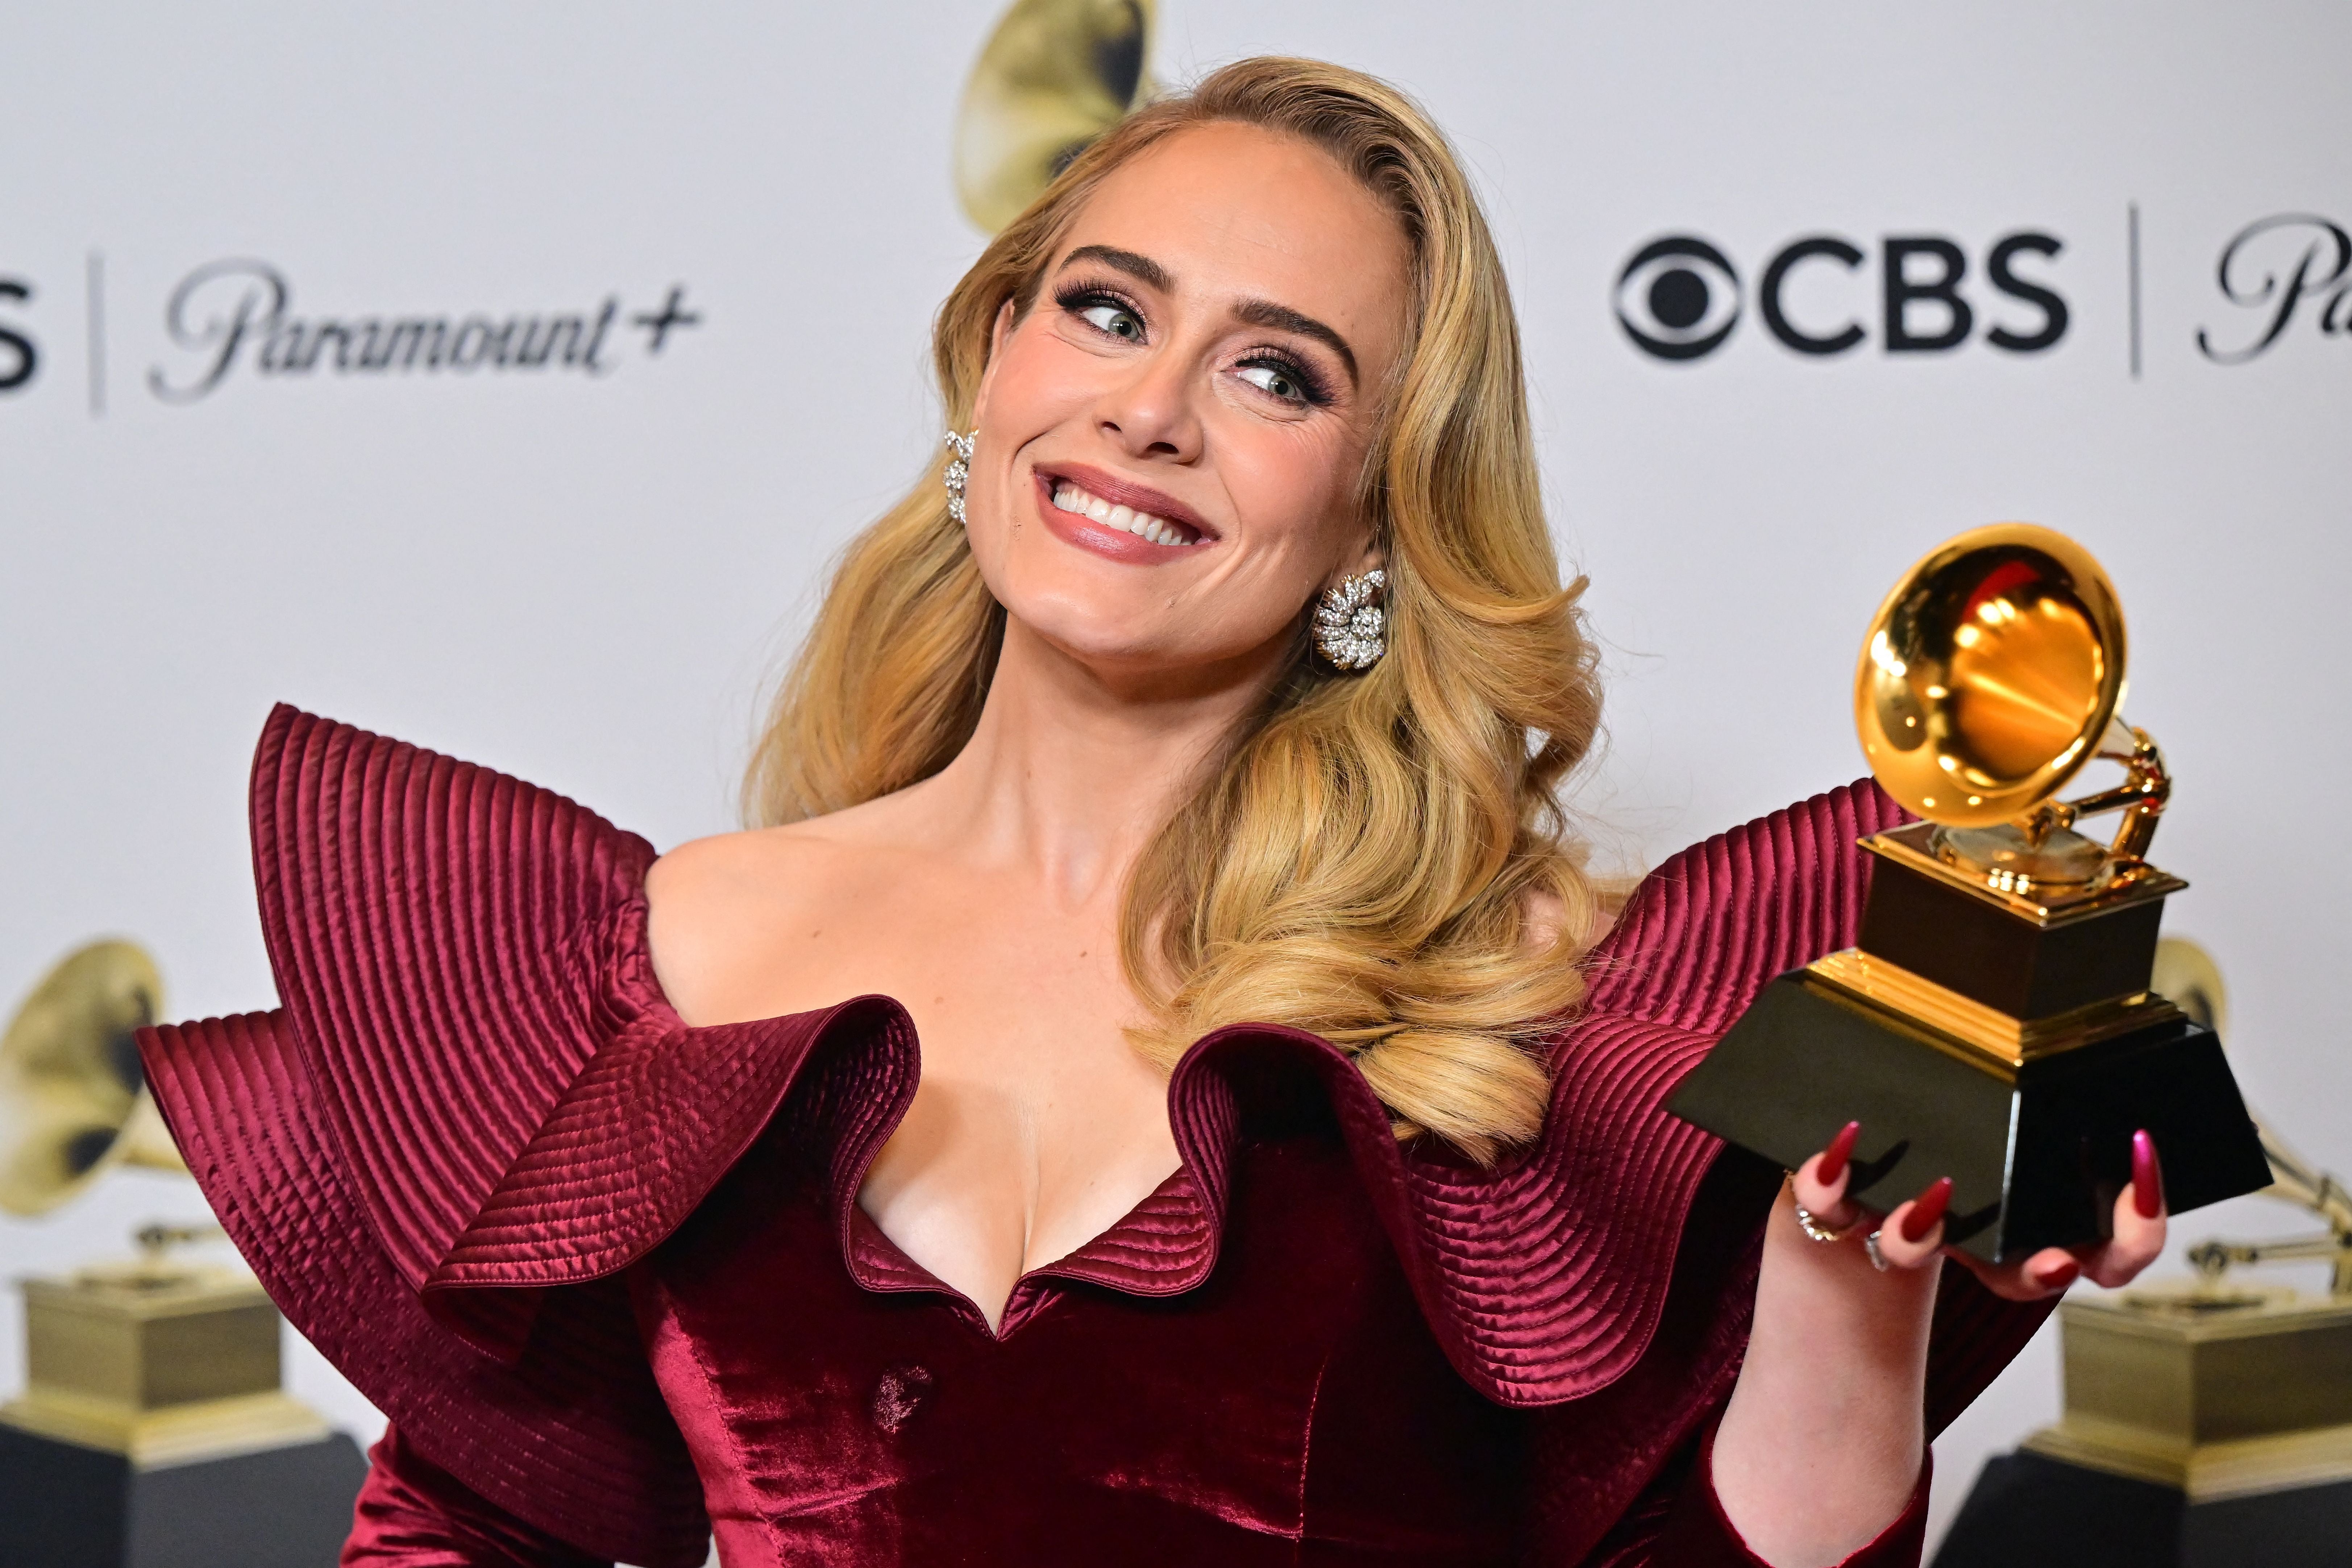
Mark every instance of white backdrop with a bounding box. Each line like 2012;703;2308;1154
4;1;2348;1551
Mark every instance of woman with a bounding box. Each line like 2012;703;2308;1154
141;58;2165;1567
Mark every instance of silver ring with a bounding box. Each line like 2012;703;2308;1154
1793;1202;1856;1244
1864;1228;1892;1272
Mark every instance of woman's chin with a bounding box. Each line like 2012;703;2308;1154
1002;607;1274;691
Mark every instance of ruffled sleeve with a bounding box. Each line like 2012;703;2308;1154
136;707;820;1568
1156;780;2050;1565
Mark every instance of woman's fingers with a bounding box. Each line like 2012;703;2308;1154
1950;1245;2081;1301
1948;1132;2169;1298
2132;1128;2166;1220
1869;1178;1952;1270
2023;1248;2082;1293
2083;1130;2168;1288
1818;1119;1859;1188
1790;1120;1863;1231
1786;1127;2165;1292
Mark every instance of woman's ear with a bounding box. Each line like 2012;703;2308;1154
971;298;1017;425
1337;530;1385;585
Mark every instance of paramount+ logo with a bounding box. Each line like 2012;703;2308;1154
1615;230;2069;363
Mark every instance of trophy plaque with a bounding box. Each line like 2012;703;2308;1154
1669;524;2273;1261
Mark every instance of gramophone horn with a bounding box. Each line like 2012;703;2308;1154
954;0;1154;233
1856;523;2169;885
0;939;182;1217
1857;523;2126;828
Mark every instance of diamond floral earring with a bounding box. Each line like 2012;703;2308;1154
943;429;976;523
1312;569;1388;670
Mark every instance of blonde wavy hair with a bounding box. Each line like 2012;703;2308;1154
746;57;1603;1165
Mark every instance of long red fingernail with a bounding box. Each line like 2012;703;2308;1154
2038;1260;2080;1292
1900;1177;1954;1242
1818;1121;1861;1186
2132;1130;2164;1219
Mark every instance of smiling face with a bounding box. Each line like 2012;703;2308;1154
960;120;1414;688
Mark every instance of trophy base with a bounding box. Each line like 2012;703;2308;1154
0;1423;367;1568
1930;1449;2352;1568
1932;1284;2352;1566
1666;970;2273;1261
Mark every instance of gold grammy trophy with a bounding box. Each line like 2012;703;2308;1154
1670;525;2273;1260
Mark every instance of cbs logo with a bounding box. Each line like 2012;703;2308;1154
1616;232;2069;362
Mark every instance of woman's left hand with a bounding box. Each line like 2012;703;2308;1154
1790;1120;2170;1301
1715;1122;2171;1564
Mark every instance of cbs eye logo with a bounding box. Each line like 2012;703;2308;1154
1614;238;1743;361
1614;230;2069;363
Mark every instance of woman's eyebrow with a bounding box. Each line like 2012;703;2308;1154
1235;299;1358;387
1059;244;1175;292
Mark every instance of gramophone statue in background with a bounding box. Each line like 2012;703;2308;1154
953;0;1155;233
1934;942;2352;1567
1672;524;2274;1258
0;940;363;1568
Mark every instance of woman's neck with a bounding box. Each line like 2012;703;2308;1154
905;617;1283;909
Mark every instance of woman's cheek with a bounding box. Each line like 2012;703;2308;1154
1218;436;1352;555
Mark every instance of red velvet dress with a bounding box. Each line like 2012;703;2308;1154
138;708;2049;1567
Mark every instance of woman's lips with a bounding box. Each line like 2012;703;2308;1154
1030;466;1216;562
1048;479;1202;545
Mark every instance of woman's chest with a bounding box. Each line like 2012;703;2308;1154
852;986;1183;1322
632;1128;1525;1567
800;951;1184;1320
661;866;1186;1321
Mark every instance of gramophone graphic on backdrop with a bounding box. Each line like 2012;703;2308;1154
955;0;1155;233
1671;524;2274;1259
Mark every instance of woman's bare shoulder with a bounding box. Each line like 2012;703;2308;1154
644;796;922;1024
650;788;927;899
649;820;834;908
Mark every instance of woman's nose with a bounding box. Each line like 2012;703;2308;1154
1093;351;1201;462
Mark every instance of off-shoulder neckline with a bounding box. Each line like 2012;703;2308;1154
611;894;1229;1341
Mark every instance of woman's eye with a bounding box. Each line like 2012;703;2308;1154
1237;362;1310;404
1078;302;1143;341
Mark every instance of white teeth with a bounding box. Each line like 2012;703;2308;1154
1049;478;1202;545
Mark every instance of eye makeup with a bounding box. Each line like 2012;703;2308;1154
1054;279;1148;340
1051;277;1339;408
1233;348;1333;407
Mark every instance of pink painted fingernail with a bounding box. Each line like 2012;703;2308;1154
1900;1177;1953;1243
2039;1260;2080;1293
2132;1130;2164;1219
1818;1121;1861;1186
